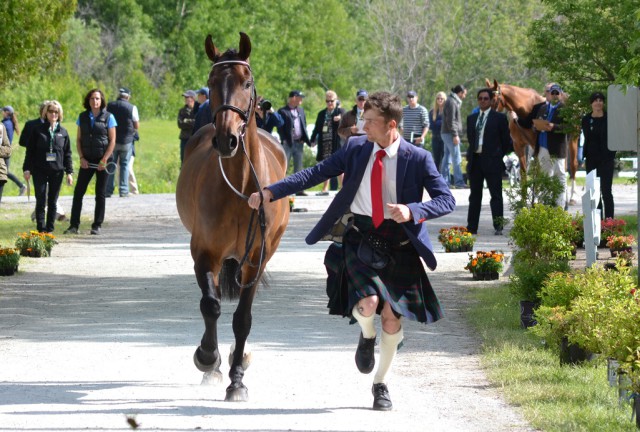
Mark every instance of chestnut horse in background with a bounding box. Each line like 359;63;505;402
486;79;579;204
176;32;289;402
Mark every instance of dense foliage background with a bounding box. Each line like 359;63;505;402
0;0;638;123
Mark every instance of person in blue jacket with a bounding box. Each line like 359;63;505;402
248;91;455;412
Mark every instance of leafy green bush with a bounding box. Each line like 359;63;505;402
509;259;570;302
510;204;576;261
506;158;564;215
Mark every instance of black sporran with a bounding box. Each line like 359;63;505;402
357;231;392;270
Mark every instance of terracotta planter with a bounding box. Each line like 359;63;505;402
519;300;538;329
472;271;499;281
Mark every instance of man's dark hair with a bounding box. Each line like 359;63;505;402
477;88;492;99
364;91;402;124
83;88;106;111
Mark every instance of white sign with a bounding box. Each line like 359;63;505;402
607;85;639;152
582;170;601;267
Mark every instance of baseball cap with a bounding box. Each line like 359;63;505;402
196;87;209;97
119;87;131;96
2;106;14;115
182;90;197;98
289;90;305;98
549;84;562;94
356;89;368;98
407;90;417;97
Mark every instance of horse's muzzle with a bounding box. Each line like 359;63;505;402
212;133;239;158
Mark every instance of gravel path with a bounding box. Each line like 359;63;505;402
0;184;635;431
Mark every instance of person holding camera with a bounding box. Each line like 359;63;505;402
277;90;311;181
255;96;284;133
310;90;345;194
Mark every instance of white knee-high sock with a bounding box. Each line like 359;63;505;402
352;305;376;339
374;327;403;384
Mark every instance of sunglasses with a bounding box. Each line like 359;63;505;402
477;97;490;101
550;91;560;95
326;99;335;103
357;97;366;101
48;110;59;114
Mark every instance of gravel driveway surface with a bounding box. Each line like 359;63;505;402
1;184;635;431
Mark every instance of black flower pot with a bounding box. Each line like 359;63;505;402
559;337;595;365
519;300;537;329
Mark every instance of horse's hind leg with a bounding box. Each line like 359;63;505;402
225;278;259;402
193;256;223;385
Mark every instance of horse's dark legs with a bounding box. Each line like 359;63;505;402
225;284;257;402
193;258;222;383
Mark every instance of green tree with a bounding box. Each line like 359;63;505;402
528;0;639;104
0;0;77;86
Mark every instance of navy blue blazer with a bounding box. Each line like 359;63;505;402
466;109;511;173
268;135;456;270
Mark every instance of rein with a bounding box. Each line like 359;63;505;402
211;58;266;289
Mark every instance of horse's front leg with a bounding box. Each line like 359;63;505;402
225;266;261;402
193;254;223;385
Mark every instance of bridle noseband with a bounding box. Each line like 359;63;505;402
210;60;256;132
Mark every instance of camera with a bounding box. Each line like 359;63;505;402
260;99;272;112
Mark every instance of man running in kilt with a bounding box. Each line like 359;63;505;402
248;91;455;411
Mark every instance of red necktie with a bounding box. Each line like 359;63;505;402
371;149;386;228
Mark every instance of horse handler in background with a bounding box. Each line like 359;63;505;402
248;92;455;411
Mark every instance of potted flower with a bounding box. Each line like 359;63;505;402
600;217;627;248
606;234;635;257
465;250;504;280
438;226;475;252
0;247;20;276
15;231;58;257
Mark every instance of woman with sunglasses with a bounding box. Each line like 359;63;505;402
22;101;73;233
310;90;345;194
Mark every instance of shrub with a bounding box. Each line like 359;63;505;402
465;250;505;274
506;158;564;215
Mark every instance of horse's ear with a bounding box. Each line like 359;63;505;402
493;79;499;88
484;78;492;88
205;35;220;62
238;32;251;61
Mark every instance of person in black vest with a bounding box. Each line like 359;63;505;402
22;101;73;233
64;89;117;235
106;87;139;197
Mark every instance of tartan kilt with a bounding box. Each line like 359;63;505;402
323;214;443;324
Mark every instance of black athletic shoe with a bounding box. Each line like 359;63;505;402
90;227;101;235
355;332;376;374
64;226;78;235
372;383;393;411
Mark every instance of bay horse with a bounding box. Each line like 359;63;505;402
176;32;289;402
485;79;579;204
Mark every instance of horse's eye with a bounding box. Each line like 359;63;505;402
245;81;253;90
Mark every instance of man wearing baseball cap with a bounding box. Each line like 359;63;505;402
338;89;369;140
178;90;198;165
401;91;429;146
277;90;311;191
106;87;139;197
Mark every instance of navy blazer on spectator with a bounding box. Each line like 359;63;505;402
277;105;310;146
466;109;511;173
267;135;456;270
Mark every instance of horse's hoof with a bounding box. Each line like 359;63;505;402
201;369;223;385
193;347;221;372
229;342;252;370
225;383;249;402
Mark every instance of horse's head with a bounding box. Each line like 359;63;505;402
205;32;255;158
486;79;505;112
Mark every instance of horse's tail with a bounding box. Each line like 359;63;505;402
219;258;242;300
